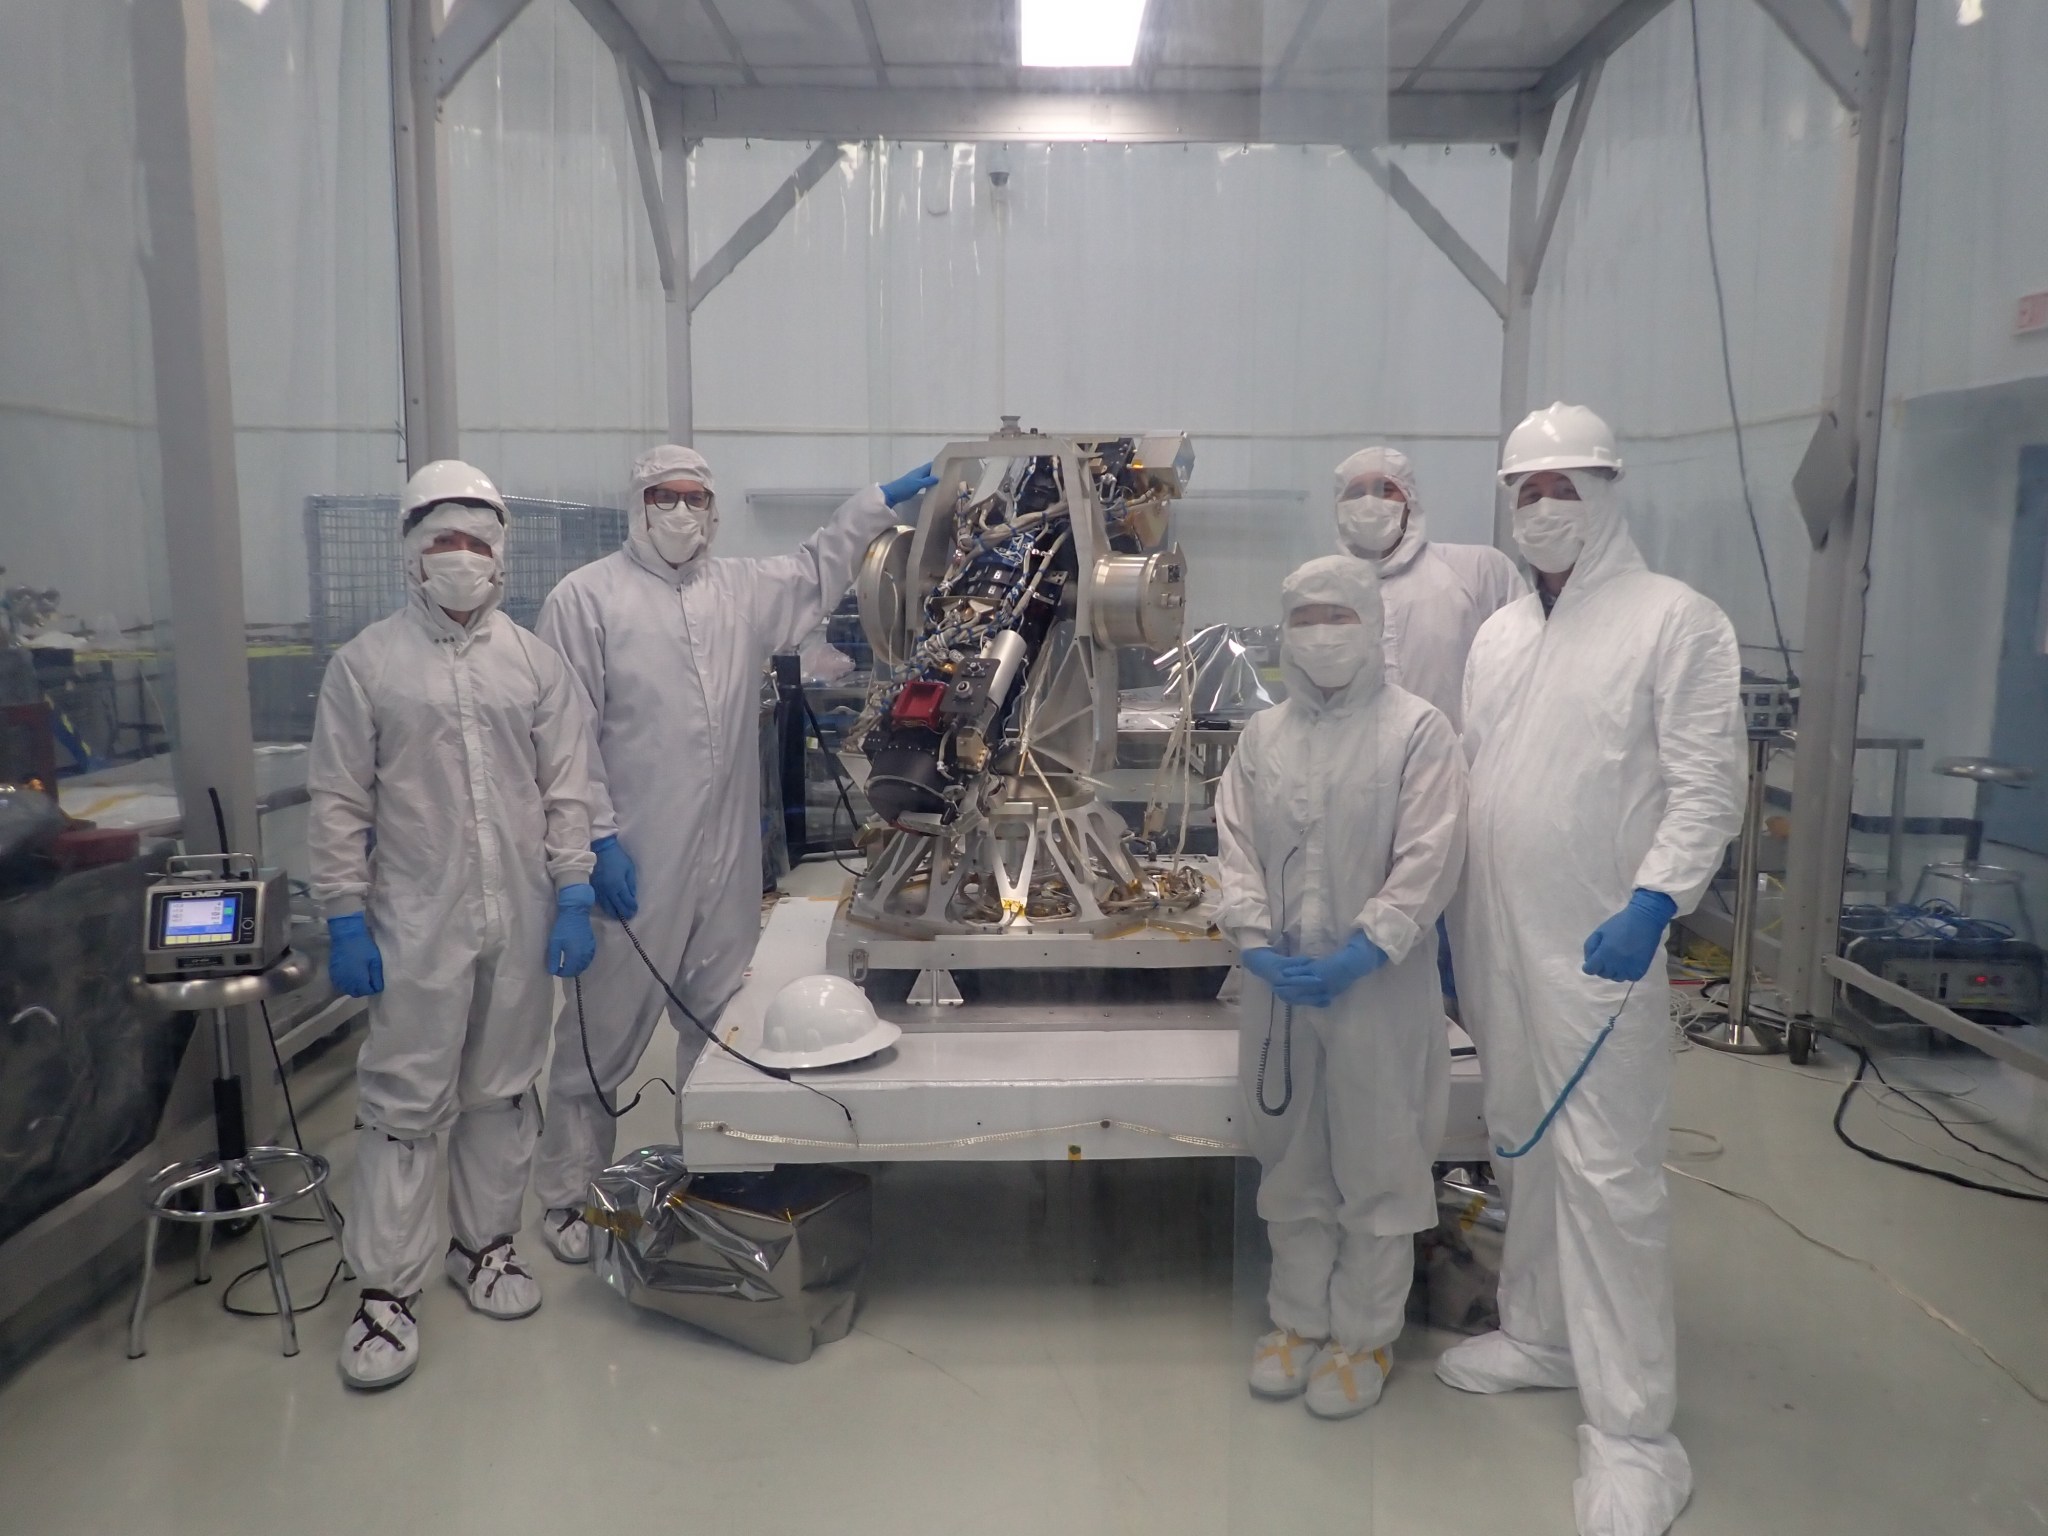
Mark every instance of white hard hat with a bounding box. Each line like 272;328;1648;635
402;459;509;531
752;973;901;1070
1497;402;1624;483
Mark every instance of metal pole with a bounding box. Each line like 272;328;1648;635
1690;735;1786;1054
657;90;695;443
1885;742;1910;904
130;0;270;1142
1495;99;1552;554
390;0;460;471
130;0;262;863
1779;0;1917;1022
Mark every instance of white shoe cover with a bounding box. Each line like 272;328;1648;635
540;1206;591;1265
1574;1425;1692;1536
339;1290;419;1389
1248;1329;1322;1399
446;1235;542;1319
1304;1343;1390;1420
1434;1329;1578;1393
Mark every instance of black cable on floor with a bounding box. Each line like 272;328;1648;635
221;1240;348;1319
1861;1050;2048;1188
1833;1049;2048;1203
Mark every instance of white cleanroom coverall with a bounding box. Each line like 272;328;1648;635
308;513;602;1298
530;446;896;1212
1444;474;1743;1536
1215;555;1467;1355
1332;446;1524;733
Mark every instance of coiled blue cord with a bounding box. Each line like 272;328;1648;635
1493;980;1636;1161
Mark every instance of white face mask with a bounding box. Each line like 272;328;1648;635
646;502;713;567
1512;496;1587;574
419;549;498;613
1284;623;1377;690
1336;494;1407;560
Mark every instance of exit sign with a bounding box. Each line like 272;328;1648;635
2018;291;2048;335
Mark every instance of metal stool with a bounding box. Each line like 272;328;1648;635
126;949;349;1359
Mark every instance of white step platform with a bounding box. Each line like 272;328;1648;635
679;896;1489;1171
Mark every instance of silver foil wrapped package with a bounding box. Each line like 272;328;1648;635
1410;1170;1506;1335
587;1148;872;1364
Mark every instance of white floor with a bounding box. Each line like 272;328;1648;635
4;908;2047;1534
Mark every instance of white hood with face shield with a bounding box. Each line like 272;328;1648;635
404;502;507;630
626;444;719;577
1278;555;1388;714
1508;468;1644;601
1333;446;1423;568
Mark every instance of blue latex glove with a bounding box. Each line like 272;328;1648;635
548;884;598;978
326;913;384;998
590;834;638;921
1300;930;1389;1001
1582;888;1679;982
881;462;939;508
1241;945;1331;1008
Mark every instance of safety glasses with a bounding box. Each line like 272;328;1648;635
646;486;713;512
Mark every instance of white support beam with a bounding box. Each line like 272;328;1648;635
1390;90;1523;144
131;0;260;861
618;61;675;295
848;0;890;87
432;0;531;99
1496;98;1555;551
1350;148;1509;320
391;0;460;471
566;0;666;100
1267;0;1333;89
656;93;695;442
678;85;1522;147
689;140;846;312
130;0;273;1147
1751;0;1864;112
1399;0;1490;91
1532;0;1677;108
697;0;760;88
1526;59;1602;285
1780;0;1918;1023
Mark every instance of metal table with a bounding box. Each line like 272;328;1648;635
681;897;1489;1170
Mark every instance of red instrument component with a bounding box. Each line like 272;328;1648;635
888;680;949;731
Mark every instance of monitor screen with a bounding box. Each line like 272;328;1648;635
161;893;240;946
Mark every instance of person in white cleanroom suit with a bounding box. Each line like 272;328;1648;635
309;459;604;1391
1437;404;1744;1536
1331;445;1524;732
1215;555;1467;1421
528;445;938;1261
1334;444;1525;1004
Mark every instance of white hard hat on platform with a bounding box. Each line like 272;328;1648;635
752;974;901;1069
1497;402;1624;483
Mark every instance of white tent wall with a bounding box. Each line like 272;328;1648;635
686;136;1510;630
1523;0;1846;692
444;0;668;512
0;2;170;638
1861;0;2048;822
209;0;405;629
1524;0;2048;825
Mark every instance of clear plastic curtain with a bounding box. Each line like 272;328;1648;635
1524;0;1848;689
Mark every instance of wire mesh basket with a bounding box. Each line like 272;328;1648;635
305;495;627;655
